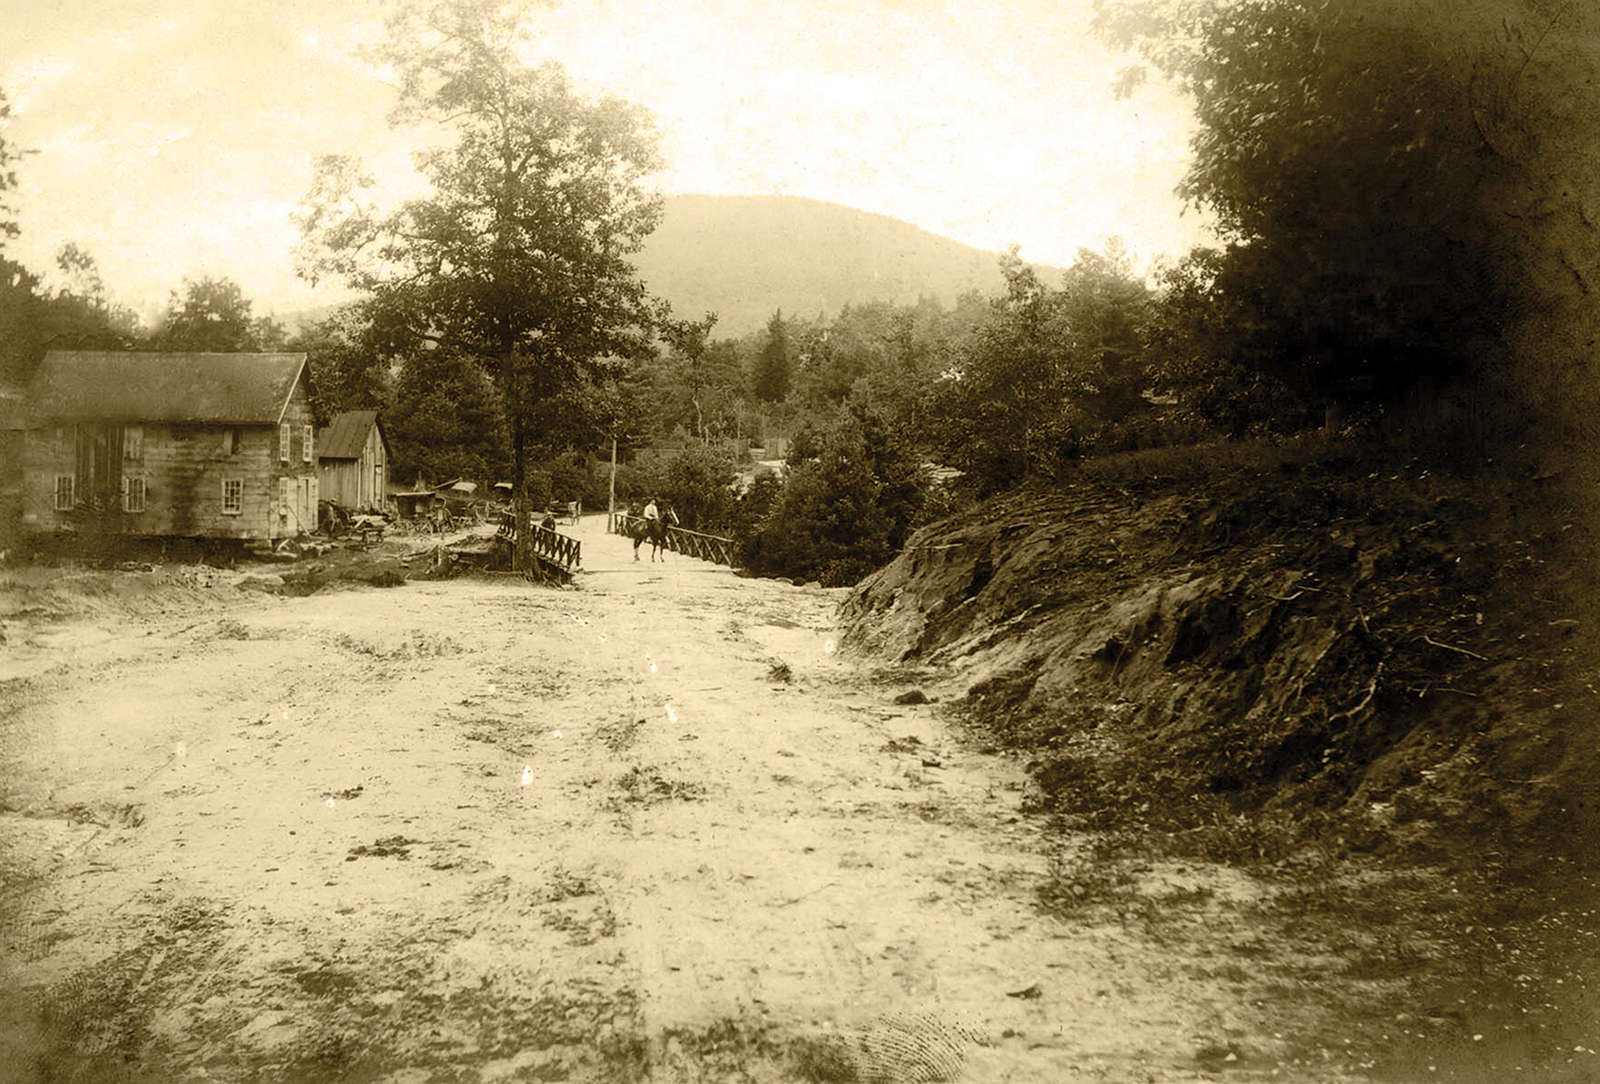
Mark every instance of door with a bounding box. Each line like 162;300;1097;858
296;475;317;534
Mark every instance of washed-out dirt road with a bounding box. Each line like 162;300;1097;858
1;519;1393;1083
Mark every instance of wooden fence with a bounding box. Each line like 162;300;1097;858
614;514;734;567
532;525;581;572
497;514;581;576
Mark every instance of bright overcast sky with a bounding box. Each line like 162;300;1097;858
1;0;1212;323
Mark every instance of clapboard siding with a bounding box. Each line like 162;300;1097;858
320;458;358;508
19;353;319;542
317;414;388;511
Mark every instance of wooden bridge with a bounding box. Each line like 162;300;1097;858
491;514;582;578
614;514;734;566
530;524;581;573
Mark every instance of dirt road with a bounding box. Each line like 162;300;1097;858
1;520;1396;1082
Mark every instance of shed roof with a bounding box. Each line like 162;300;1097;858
26;351;309;424
317;410;384;460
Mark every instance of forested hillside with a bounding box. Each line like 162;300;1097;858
630;195;1051;337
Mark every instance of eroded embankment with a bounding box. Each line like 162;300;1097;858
839;446;1600;866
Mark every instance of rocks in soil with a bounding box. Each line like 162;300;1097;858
346;836;417;860
893;689;929;704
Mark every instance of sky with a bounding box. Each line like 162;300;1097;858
1;0;1213;324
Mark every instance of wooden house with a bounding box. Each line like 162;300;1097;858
316;410;389;512
20;351;319;542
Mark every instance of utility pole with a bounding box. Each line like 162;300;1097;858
608;436;617;534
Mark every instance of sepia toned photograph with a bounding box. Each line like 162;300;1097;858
1;1;1597;1081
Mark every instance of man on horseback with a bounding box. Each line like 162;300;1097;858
632;496;674;562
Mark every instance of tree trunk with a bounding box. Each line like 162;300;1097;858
504;346;532;574
515;502;532;575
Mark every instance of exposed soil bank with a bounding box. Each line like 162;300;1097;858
841;443;1600;865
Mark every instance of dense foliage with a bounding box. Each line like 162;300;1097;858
735;408;925;586
1096;0;1535;418
384;347;511;489
930;245;1152;492
152;275;286;353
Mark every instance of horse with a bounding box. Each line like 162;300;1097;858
630;508;677;562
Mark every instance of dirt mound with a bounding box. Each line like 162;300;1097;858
840;441;1600;866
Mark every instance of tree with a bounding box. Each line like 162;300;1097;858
154;275;284;352
1095;0;1532;411
752;310;791;402
296;0;665;558
740;407;925;586
658;443;736;532
2;252;142;390
1144;245;1302;436
931;242;1153;491
932;252;1072;490
1053;239;1151;421
656;312;721;441
288;304;392;424
386;347;511;488
0;87;25;252
51;243;140;343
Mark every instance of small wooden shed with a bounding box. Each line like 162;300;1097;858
20;351;318;542
316;410;390;512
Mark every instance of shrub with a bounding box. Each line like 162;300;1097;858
736;410;925;586
659;444;737;532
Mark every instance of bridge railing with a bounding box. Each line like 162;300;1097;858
497;514;581;574
532;525;581;572
614;514;734;567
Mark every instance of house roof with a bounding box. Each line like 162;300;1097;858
317;410;385;460
26;351;309;425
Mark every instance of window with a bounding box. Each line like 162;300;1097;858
223;428;242;455
279;476;291;517
280;423;291;463
222;479;243;515
54;474;75;511
302;424;314;463
122;477;146;513
123;425;143;460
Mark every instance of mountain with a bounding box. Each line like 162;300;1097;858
632;195;1044;337
276;195;1046;341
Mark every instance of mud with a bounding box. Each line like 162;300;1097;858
0;514;1594;1082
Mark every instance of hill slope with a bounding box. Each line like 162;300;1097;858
839;440;1599;866
632;195;1042;336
